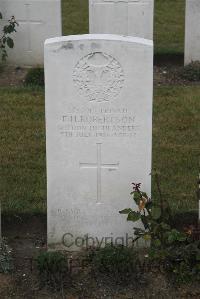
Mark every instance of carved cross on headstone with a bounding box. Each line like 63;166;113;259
17;3;43;52
80;143;119;204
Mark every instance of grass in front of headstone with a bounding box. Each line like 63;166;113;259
89;245;140;284
0;85;199;214
153;85;200;212
24;68;44;87
37;251;69;290
62;0;185;56
0;87;46;214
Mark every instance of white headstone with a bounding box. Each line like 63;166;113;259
0;0;62;66
185;0;200;65
89;0;154;40
45;34;153;251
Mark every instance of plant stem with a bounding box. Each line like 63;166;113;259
155;173;164;215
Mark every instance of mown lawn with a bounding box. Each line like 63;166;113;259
62;0;186;55
0;86;199;214
153;86;200;212
0;88;46;213
154;0;185;54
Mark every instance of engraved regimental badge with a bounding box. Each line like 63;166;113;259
73;52;124;102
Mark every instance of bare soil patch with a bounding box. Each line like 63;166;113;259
1;215;200;298
154;65;200;86
0;64;200;88
0;66;28;87
0;274;13;298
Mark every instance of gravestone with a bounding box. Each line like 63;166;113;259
0;0;61;66
185;0;200;65
89;0;154;39
45;34;153;251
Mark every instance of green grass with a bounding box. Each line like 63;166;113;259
62;0;185;55
154;0;185;55
153;86;200;212
62;0;89;35
0;87;46;213
0;86;199;214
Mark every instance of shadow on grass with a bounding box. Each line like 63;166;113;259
154;53;184;66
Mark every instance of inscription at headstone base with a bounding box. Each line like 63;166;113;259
45;34;153;251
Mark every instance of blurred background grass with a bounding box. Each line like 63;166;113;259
62;0;186;55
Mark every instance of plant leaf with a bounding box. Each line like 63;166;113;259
127;211;141;222
6;37;14;48
133;192;141;205
119;208;132;214
141;192;148;199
